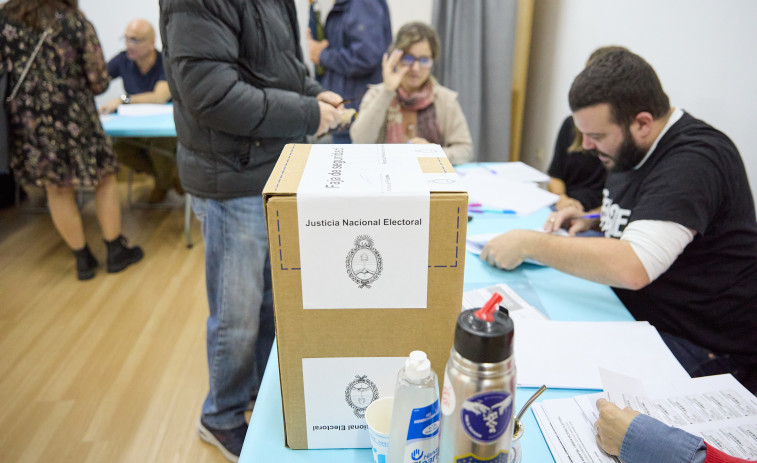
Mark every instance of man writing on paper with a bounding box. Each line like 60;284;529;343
100;19;179;204
481;49;757;393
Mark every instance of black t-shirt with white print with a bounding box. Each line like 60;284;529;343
600;112;757;365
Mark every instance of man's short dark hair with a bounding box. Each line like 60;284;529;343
569;49;670;126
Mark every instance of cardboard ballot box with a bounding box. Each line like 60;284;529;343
262;143;467;449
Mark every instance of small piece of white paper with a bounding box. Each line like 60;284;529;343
462;283;548;321
490;162;551;183
302;357;405;449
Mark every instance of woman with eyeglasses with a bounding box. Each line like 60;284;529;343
350;22;474;164
0;0;144;280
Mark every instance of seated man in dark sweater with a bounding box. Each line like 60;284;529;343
100;19;179;204
482;49;757;393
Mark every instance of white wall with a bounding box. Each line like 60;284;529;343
79;0;432;106
79;0;161;105
521;0;757;206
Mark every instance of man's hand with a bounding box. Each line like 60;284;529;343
307;30;329;65
480;229;533;270
316;101;341;136
99;97;122;115
408;137;430;144
317;91;344;109
595;398;640;456
382;50;409;92
544;204;594;236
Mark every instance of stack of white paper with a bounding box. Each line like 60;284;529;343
514;320;690;389
456;162;558;216
117;103;174;117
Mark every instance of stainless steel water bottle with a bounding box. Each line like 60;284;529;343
439;293;516;463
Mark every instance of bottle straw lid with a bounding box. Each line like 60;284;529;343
454;293;514;363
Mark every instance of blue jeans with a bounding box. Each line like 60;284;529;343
192;195;274;429
659;331;757;392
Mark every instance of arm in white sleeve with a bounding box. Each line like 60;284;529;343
620;220;695;282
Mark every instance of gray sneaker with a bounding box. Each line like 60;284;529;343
197;418;247;462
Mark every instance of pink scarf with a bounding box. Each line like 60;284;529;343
385;77;443;145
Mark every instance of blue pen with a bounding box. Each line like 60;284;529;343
582;213;600;219
469;208;517;214
478;162;498;175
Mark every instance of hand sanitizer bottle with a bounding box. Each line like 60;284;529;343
387;351;440;463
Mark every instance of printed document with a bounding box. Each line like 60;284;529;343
533;370;757;462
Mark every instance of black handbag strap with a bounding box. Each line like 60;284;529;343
6;29;50;103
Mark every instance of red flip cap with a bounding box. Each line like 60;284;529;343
474;292;503;322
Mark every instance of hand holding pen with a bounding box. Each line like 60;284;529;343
544;205;600;236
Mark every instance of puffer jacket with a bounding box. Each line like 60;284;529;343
159;0;325;199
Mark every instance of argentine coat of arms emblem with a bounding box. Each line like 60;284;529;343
345;235;383;288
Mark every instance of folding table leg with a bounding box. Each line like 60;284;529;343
184;193;193;248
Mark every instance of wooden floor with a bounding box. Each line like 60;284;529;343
0;180;237;463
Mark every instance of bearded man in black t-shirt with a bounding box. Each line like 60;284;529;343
481;49;757;393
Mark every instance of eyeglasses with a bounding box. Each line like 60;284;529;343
400;54;433;69
121;35;148;45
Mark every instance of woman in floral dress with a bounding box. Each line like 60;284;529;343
1;0;143;280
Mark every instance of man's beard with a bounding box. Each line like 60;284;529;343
598;125;648;173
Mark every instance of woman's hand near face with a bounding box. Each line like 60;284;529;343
382;49;409;92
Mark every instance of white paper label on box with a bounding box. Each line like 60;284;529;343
297;144;449;309
302;356;405;449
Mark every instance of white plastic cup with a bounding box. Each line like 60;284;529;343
365;397;393;463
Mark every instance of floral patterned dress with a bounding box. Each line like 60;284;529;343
0;8;117;187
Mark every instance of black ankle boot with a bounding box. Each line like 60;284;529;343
73;245;98;281
105;235;144;273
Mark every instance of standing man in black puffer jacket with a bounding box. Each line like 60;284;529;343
159;1;341;460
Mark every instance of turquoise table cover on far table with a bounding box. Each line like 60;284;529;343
239;206;633;463
100;112;176;138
